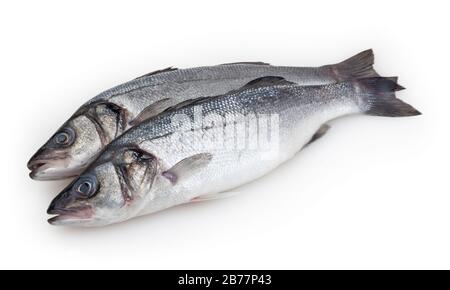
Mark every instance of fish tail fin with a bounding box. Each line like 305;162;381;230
327;49;379;80
355;77;421;117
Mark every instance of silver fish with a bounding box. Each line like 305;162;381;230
28;50;379;180
47;76;420;226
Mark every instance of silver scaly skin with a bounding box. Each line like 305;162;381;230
47;76;420;226
28;50;378;180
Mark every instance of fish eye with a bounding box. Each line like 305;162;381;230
73;175;98;198
53;127;75;147
55;132;68;144
78;182;91;194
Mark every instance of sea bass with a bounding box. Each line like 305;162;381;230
46;76;420;226
28;50;379;180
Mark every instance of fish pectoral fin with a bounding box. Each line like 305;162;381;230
162;153;213;185
240;76;296;90
129;98;177;126
304;124;331;147
190;191;237;203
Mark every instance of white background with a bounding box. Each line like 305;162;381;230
0;0;448;269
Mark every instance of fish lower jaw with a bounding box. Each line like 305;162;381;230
47;215;92;226
47;207;94;226
29;164;85;181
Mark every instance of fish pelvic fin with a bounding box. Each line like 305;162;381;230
190;191;237;203
355;77;421;117
326;49;380;81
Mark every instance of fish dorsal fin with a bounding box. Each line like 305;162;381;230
161;77;296;114
220;61;270;66
135;67;178;79
239;76;296;90
129;98;178;126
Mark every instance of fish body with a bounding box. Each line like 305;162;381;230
47;76;420;226
28;50;378;180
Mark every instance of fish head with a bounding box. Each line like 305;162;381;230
28;101;129;180
47;145;160;226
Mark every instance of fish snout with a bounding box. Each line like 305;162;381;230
27;148;77;180
27;147;48;170
47;193;94;225
47;192;70;215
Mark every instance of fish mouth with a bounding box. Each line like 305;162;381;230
28;159;55;179
27;160;47;172
27;157;82;180
47;206;94;226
